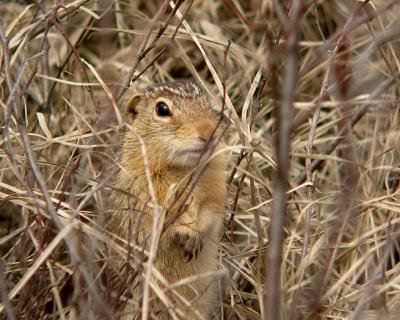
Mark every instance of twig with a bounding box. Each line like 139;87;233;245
299;0;399;78
33;1;98;109
264;2;303;320
0;260;16;320
301;0;361;263
116;0;184;102
44;15;95;112
295;77;396;185
1;18;112;318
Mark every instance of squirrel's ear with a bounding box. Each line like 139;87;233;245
124;94;143;121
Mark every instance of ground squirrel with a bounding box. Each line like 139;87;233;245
106;81;227;319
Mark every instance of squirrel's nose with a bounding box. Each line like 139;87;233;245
195;119;215;142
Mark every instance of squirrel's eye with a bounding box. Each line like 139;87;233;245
156;101;172;117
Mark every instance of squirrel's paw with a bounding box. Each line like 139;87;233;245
173;228;203;262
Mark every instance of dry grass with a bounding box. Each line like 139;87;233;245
1;0;400;319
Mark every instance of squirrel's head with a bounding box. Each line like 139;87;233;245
123;81;220;169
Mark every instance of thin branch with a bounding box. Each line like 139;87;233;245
264;2;303;320
296;77;396;185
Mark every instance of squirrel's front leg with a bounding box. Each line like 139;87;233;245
172;226;203;261
170;203;222;261
168;201;204;261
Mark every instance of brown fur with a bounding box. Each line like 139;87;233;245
106;81;227;319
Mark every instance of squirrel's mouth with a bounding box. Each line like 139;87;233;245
179;148;204;156
175;141;218;164
172;144;218;167
182;144;214;155
186;149;204;153
177;146;214;160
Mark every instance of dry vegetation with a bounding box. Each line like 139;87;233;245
1;0;400;319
